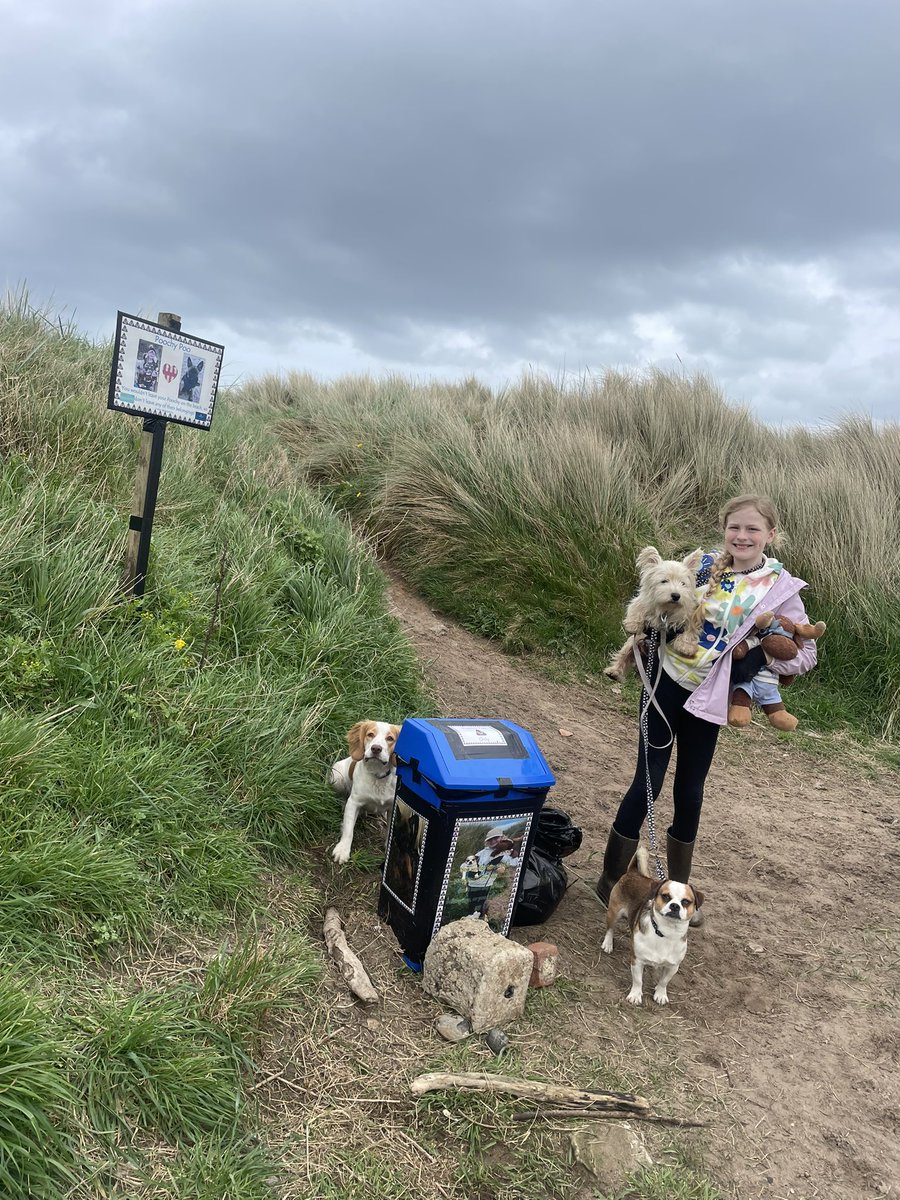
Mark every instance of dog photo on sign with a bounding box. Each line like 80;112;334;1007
178;354;205;403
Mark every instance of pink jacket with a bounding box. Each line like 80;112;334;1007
683;568;817;726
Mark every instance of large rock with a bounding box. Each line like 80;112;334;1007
422;917;533;1033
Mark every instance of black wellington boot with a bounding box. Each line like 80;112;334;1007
595;828;639;906
666;831;704;927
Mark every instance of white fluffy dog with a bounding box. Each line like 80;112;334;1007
605;546;702;681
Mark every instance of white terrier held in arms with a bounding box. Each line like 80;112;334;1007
605;546;703;682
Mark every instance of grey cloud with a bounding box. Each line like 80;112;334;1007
2;0;899;421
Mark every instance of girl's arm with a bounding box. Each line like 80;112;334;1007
767;589;818;678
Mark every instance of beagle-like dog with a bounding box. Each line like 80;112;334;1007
330;720;401;864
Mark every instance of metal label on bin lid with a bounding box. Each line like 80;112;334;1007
430;719;527;760
446;723;510;749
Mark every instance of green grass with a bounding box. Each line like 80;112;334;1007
0;292;428;1193
0;977;77;1199
158;1139;279;1200
72;989;246;1143
194;928;323;1046
624;1146;725;1200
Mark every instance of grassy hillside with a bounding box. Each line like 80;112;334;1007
0;297;427;1196
242;370;900;741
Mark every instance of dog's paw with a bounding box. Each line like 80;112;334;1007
626;989;643;1005
331;843;351;864
671;633;698;658
601;932;613;954
603;666;623;682
652;989;670;1006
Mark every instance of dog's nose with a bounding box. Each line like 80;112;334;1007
369;744;383;755
670;591;681;602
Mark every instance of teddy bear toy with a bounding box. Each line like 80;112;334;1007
729;611;826;731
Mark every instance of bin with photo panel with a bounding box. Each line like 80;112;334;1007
378;718;555;970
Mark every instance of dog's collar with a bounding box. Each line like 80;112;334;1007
367;761;393;780
648;903;665;938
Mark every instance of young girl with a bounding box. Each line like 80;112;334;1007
596;494;818;907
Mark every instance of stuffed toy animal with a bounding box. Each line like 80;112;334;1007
730;611;826;731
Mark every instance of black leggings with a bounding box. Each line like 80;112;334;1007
613;668;720;844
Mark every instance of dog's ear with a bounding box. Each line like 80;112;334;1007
347;721;369;760
636;546;661;571
681;547;703;570
690;885;704;910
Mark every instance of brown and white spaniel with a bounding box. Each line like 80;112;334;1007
330;720;401;863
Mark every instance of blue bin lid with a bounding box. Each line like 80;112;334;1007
395;718;555;792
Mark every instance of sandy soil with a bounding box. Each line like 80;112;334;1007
368;576;900;1200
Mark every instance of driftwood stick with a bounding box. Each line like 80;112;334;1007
409;1072;649;1112
323;907;379;1004
511;1108;707;1128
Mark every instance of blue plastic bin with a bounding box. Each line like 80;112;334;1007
378;718;555;968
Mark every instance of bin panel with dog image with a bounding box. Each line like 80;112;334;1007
378;718;555;969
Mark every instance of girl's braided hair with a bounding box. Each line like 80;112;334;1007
704;494;780;597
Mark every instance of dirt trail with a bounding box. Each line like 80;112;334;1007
383;575;900;1200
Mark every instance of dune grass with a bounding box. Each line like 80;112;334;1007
248;368;900;739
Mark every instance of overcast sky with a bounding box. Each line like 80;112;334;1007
3;0;899;425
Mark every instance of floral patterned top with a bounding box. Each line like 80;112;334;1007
662;553;783;691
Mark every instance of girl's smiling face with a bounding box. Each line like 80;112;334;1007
724;505;776;571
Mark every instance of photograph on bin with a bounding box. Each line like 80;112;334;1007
436;814;532;934
382;797;429;913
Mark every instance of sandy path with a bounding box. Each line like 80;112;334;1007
385;575;900;1200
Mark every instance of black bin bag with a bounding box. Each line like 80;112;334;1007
512;807;582;927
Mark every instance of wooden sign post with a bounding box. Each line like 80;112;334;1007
122;312;179;596
107;309;224;597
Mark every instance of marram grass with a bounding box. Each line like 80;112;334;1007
255;367;900;738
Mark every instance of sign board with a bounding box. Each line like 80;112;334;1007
107;311;224;430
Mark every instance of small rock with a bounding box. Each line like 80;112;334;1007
570;1123;651;1190
435;1013;471;1043
527;941;559;988
430;623;448;635
484;1028;510;1055
748;944;765;955
558;727;573;738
